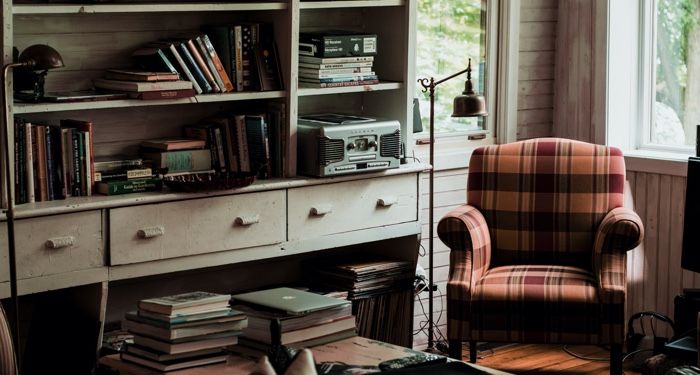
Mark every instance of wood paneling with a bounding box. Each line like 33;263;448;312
517;1;557;141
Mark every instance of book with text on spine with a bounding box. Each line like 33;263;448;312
95;177;162;195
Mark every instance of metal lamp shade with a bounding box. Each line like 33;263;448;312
452;92;488;117
18;44;64;70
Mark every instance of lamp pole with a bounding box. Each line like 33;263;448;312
418;59;486;351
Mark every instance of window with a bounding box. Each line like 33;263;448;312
644;0;700;151
415;0;490;136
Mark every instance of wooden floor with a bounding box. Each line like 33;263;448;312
464;344;643;374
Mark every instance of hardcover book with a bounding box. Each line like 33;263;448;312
104;69;179;82
140;138;206;151
131;331;239;355
195;35;228;93
140;149;212;174
138;291;231;315
147;41;204;94
93;79;193;93
123;313;248;341
199;34;234;92
126;89;196;100
254;43;283;91
131;47;178;74
186;38;221;93
120;351;228;372
95;177;163;195
299;31;377;58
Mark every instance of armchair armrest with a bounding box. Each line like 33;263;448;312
437;204;491;339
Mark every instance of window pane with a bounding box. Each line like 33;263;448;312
416;0;487;134
652;0;700;147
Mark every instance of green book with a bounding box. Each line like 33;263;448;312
95;177;162;195
141;149;212;173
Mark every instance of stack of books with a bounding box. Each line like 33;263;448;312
120;291;247;372
94;68;196;100
94;155;163;196
231;287;356;352
138;138;213;179
298;31;379;88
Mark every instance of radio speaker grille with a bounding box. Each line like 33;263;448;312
380;130;401;158
319;138;344;166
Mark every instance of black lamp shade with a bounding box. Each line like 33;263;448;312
452;93;488;117
18;45;64;70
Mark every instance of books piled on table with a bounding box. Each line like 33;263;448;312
298;30;379;88
138;138;212;179
120;291;247;372
94;154;163;196
230;287;356;353
94;68;196;100
13;118;95;203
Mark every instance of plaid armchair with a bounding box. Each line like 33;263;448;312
438;138;643;374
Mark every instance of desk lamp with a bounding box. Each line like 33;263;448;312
2;44;64;363
418;58;487;351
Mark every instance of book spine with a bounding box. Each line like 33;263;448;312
35;125;48;202
156;49;179;74
187;39;220;93
168;44;203;95
196;35;227;93
299;33;377;58
203;26;234;90
245;115;270;179
127;89;196;100
78;132;86;196
60;129;71;197
298;55;374;64
25;122;34;203
94;159;143;172
298;68;373;77
14;118;25;204
221;120;238;172
45;126;55;201
298;62;374;69
240;24;256;91
233;26;244;91
143;150;212;173
71;130;82;196
213;127;227;172
206;126;220;171
233;115;250;172
300;74;378;83
83;132;92;196
201;34;234;92
97;168;155;182
300;79;379;88
96;178;162;195
178;43;212;94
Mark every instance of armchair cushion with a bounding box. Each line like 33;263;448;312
471;265;600;344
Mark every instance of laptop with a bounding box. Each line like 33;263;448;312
231;287;350;315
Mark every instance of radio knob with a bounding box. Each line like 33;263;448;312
368;141;377;149
347;143;356;150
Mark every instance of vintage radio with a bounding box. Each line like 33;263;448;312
297;114;401;177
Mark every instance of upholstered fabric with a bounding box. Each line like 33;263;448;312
471;265;600;344
439;138;643;347
0;304;16;375
467;138;626;268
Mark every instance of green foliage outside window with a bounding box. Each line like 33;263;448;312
416;0;486;134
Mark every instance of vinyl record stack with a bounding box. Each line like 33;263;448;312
119;291;247;373
311;258;415;346
298;30;379;88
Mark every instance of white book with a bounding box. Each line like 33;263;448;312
298;55;374;64
93;78;193;92
299;70;375;79
299;62;373;70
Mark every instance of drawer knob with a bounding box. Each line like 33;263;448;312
310;204;333;216
377;196;398;207
137;226;165;239
235;214;260;226
44;236;75;249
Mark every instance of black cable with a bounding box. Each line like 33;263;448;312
562;345;609;362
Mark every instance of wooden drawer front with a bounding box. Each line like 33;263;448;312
15;211;104;279
288;174;418;240
109;190;286;265
0;223;7;283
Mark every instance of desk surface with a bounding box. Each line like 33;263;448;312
98;336;511;374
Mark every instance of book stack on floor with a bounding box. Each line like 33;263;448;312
298;30;379;88
119;291;247;373
94;155;163;196
230;287;356;354
309;257;415;347
13;118;95;203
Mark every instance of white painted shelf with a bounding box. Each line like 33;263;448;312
13;91;287;114
299;0;404;9
13;2;287;14
298;81;402;96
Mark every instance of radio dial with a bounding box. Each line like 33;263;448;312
347;143;356;151
368;141;377;149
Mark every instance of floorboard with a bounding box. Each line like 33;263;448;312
461;344;644;375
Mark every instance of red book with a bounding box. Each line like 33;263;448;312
126;89;196;100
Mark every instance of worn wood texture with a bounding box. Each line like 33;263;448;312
517;0;557;140
109;190;286;265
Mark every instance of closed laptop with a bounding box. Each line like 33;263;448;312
231;287;349;315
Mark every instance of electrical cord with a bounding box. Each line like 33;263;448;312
562;345;609;362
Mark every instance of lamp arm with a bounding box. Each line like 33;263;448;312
418;65;472;92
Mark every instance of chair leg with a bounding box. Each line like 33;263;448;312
610;344;622;375
448;340;462;360
469;340;477;363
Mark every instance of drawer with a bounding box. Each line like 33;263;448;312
109;190;286;265
288;174;418;240
0;223;7;283
15;211;104;279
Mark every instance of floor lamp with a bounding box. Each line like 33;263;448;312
2;44;64;365
418;58;487;350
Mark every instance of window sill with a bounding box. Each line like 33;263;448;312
623;149;689;177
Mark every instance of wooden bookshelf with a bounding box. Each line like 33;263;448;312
299;0;405;9
13;2;288;14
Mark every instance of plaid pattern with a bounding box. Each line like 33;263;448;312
594;207;644;344
438;138;643;346
437;205;491;339
467;138;625;268
0;304;16;375
471;265;600;344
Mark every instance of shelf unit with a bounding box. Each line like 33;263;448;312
0;0;419;367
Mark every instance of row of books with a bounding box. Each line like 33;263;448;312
298;31;379;89
13;118;94;204
119;291;247;372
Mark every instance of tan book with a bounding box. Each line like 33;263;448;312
242;315;356;345
120;352;228;372
93;78;193;92
104;69;180;82
123;314;248;341
140;138;206;151
132;332;239;354
138;291;230;316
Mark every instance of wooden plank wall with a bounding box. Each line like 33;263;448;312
517;0;557;140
